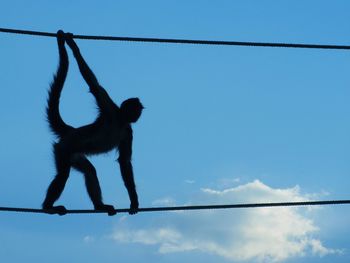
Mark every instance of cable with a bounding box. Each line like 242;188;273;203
0;200;349;215
1;27;350;50
1;28;349;215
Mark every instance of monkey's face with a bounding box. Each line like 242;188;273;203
120;98;144;123
128;108;143;123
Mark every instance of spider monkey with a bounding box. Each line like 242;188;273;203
42;30;143;216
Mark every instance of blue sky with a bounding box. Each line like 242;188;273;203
0;1;349;262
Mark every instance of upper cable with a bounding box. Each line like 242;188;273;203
1;27;349;50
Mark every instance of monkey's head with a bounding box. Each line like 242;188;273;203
120;98;144;123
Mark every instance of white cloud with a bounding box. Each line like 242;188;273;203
152;197;177;206
111;180;341;262
217;177;241;188
83;235;95;243
185;179;196;184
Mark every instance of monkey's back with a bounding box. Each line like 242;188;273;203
58;117;129;155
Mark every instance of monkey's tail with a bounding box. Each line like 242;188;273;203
46;66;73;137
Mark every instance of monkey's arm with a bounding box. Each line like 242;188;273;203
118;128;139;215
65;35;117;112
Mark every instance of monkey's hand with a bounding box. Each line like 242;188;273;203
56;30;65;46
65;32;79;51
129;200;139;215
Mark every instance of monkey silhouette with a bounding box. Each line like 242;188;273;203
43;30;143;216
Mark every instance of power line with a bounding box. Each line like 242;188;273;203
1;27;350;50
1;200;349;215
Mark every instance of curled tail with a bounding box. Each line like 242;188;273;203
46;44;73;137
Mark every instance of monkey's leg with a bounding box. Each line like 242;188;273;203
71;155;116;216
42;144;71;215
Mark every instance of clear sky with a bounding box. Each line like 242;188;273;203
0;1;349;262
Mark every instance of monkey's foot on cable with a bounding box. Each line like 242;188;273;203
94;204;116;216
43;205;67;216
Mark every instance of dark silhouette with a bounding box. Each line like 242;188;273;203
43;30;143;216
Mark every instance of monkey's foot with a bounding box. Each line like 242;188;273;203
129;201;139;215
94;204;116;216
43;205;67;216
129;208;138;215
